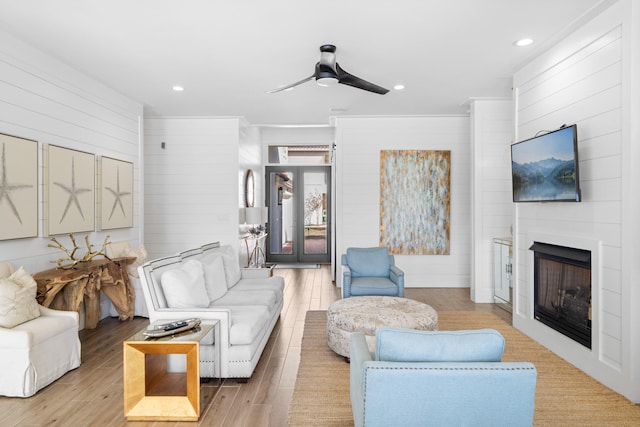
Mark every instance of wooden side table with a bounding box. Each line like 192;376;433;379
33;257;136;328
241;232;268;267
123;322;217;421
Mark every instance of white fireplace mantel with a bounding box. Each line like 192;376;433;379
512;232;621;390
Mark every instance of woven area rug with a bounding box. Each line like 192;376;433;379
288;310;640;426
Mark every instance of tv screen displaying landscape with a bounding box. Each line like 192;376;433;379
511;125;580;202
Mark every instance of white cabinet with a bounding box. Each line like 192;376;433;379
493;237;512;312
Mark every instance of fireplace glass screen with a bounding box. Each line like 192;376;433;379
531;242;591;348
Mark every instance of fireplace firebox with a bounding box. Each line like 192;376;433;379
530;242;591;349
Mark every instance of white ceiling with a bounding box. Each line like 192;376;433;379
0;0;608;126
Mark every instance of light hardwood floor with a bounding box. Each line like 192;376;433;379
0;265;511;426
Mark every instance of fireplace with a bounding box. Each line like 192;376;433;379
530;242;591;349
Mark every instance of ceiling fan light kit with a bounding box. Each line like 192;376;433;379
268;44;389;95
316;77;338;87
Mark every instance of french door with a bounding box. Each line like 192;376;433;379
265;166;331;264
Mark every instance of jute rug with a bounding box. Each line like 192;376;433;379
288;310;640;426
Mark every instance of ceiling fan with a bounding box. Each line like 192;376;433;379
267;44;389;95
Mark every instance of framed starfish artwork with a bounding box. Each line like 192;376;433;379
0;134;38;240
98;156;133;230
45;144;95;235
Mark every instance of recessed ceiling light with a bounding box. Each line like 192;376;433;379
172;85;184;92
393;84;405;90
514;38;534;47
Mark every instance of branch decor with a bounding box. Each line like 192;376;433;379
48;233;111;269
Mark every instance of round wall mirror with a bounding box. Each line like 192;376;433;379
245;169;255;207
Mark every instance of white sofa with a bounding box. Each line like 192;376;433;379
138;242;284;380
0;262;81;397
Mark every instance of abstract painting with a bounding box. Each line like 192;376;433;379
45;145;95;235
0;134;38;240
98;156;133;230
380;150;450;255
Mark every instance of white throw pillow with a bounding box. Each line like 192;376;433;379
106;241;132;258
217;245;242;288
160;260;210;308
126;245;148;278
0;267;41;328
106;241;148;278
201;253;228;301
0;262;13;278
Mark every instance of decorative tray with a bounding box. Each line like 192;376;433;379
143;318;202;338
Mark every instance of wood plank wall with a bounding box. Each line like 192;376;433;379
512;0;640;403
470;99;513;303
334;116;471;288
143;117;242;259
0;29;142;274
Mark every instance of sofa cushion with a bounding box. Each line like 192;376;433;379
216;245;242;288
212;289;278;311
0;267;41;328
232;276;285;297
347;247;390;277
201;253;228;301
376;328;505;362
227;306;271;345
160;259;210;308
349;277;398;296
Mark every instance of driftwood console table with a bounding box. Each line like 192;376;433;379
33;257;135;329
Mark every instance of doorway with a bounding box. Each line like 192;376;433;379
265;166;331;264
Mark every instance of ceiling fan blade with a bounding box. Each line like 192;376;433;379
266;75;315;93
335;63;389;95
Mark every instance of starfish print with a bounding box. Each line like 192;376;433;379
0;142;33;224
54;156;92;223
104;165;131;220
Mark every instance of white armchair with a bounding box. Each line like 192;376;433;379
0;262;81;397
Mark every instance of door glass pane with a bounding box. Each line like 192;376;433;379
268;171;294;255
303;171;327;255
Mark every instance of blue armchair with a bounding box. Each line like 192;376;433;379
341;247;404;298
350;327;537;427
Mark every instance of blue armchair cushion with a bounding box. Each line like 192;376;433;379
349;277;399;297
346;247;390;277
376;327;505;362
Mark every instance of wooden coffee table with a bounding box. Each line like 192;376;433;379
123;321;217;421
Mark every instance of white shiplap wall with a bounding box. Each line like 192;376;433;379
334;116;470;288
238;125;263;267
513;0;640;402
240;125;262;209
143;117;242;259
470;99;513;302
0;29;142;276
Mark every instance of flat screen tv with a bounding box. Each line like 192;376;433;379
511;124;581;202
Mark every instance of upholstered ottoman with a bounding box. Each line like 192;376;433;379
326;296;438;358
